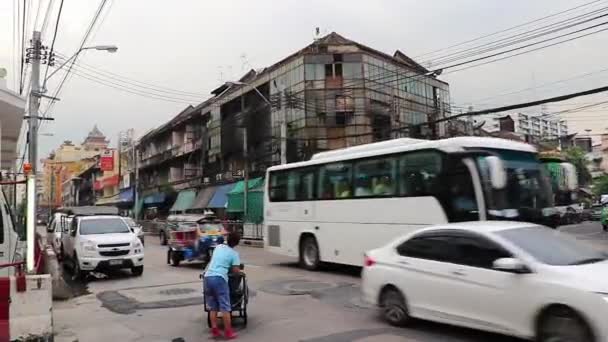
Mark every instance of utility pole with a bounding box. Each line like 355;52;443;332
242;128;248;221
117;132;122;192
280;90;287;165
134;146;139;219
28;31;42;174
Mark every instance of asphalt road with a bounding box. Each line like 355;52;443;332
51;221;608;342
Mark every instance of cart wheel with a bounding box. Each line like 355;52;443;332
170;250;181;267
207;312;211;328
242;307;247;326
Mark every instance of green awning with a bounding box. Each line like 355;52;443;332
227;178;265;223
170;189;197;213
228;177;265;195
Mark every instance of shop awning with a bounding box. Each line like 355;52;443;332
227;178;265;213
143;192;166;205
119;188;134;203
95;194;120;206
191;186;217;210
0;85;25;170
208;183;236;209
170;189;196;212
228;177;265;195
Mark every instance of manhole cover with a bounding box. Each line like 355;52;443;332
159;288;197;296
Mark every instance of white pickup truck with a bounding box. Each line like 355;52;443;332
61;214;144;279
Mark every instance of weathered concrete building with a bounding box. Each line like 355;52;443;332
136;32;451;217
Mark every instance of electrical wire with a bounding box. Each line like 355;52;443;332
424;7;608;66
414;0;605;59
53;52;209;97
42;0;64;90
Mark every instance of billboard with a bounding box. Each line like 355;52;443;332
100;149;114;171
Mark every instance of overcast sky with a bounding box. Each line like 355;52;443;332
2;0;608;159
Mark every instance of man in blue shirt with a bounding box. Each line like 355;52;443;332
204;232;241;339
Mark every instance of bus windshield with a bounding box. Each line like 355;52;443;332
475;149;554;221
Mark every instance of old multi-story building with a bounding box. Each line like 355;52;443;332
41;126;109;210
136;32;451;218
476;112;569;141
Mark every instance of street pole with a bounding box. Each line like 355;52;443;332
280;90;287;164
117;132;122;192
134;147;139;219
28;31;42;227
242;128;248;221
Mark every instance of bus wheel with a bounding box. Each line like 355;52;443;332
299;236;320;271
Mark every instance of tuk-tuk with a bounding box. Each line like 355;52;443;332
167;211;225;267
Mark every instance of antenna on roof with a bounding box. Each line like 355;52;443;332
314;27;321;41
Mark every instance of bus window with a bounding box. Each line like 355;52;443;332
445;159;479;222
399;151;442;197
269;171;288;202
354;157;396;197
318;162;353;200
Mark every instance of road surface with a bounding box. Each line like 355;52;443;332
51;221;607;342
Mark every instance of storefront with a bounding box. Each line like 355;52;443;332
226;178;265;223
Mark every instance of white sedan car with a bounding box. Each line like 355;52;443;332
361;221;608;342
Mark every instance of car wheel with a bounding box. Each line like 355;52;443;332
299;236;320;271
131;266;144;276
379;287;411;327
537;306;594;342
160;231;167;245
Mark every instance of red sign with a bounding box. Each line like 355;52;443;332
94;180;103;190
100;150;114;171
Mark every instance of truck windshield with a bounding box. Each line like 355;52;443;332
80;218;131;235
475;149;554;221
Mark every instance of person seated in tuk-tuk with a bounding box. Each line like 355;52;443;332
196;212;226;253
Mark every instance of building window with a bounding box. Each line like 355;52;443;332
325;64;333;77
334;63;343;77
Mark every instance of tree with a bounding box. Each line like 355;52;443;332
563;147;592;187
593;174;608;195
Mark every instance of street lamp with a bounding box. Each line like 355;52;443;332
43;45;118;86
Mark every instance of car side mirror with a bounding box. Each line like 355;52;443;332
493;257;529;274
485;156;507;189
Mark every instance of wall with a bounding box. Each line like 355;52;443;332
8;274;53;340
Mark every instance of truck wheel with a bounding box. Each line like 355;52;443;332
299;236;320;271
131;266;144;276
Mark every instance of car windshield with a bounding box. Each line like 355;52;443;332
476;149;553;219
80;218;132;235
497;226;607;266
123;217;138;227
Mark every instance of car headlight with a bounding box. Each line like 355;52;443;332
132;240;142;248
81;242;96;255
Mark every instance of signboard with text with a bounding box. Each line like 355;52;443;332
100;150;114;171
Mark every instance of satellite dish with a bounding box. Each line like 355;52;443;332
0;68;7;79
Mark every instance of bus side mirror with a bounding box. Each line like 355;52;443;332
560;162;578;191
486;156;506;189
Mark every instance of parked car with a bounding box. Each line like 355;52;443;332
590;204;604;221
46;212;72;258
61;207;144;280
122;217;145;246
159;214;204;245
361;221;608;342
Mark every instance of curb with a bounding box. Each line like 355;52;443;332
43;246;72;300
241;239;264;248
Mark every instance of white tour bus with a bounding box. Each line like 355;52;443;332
264;137;576;270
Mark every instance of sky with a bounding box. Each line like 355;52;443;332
1;0;608;161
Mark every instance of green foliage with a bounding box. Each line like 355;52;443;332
593;174;608;195
563;147;592;186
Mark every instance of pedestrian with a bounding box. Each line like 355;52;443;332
204;231;241;339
